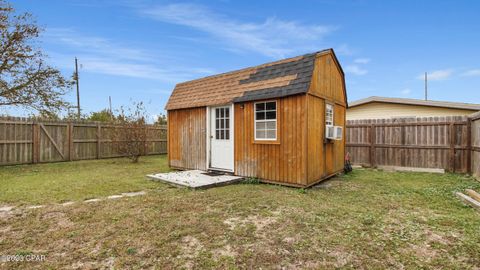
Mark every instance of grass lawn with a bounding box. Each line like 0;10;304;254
0;155;169;205
1;155;480;269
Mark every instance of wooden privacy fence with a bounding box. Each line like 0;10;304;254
0;117;167;166
472;112;480;179
346;116;473;173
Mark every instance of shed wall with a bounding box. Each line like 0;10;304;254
167;107;207;170
306;94;346;184
309;53;346;106
234;94;307;186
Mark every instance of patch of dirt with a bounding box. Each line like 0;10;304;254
282;261;322;269
329;247;354;268
282;237;296;244
406;243;438;262
42;211;74;230
70;257;115;270
223;214;278;233
0;211;12;219
313;179;344;189
425;229;451;245
181;235;203;255
90;242;103;255
0;225;11;233
178;235;204;269
213;244;237;258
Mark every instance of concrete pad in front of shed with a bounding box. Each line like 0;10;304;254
147;170;243;189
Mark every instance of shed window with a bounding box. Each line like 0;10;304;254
254;101;277;140
326;104;334;126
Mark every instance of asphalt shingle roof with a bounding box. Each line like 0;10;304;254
165;49;331;110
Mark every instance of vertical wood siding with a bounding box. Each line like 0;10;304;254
333;104;346;174
167;107;207;170
306;52;347;185
306;94;346;184
308;53;346;106
234;95;307;186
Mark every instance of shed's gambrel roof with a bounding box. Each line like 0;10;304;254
165;49;335;110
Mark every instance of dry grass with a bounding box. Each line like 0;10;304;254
1;157;480;269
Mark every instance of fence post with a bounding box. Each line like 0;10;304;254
449;122;456;172
467;117;472;174
97;124;102;159
370;124;376;167
68;123;73;161
143;126;148;156
32;121;40;164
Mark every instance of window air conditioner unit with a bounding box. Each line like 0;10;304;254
334;126;343;140
325;125;335;139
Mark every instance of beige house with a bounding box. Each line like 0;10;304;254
347;96;480;120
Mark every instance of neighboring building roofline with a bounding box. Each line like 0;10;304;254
348;96;480;111
471;111;480;120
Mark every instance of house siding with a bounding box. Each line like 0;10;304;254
347;102;477;120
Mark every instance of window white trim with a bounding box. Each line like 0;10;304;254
326;103;334;126
254;100;277;141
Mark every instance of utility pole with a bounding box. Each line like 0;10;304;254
75;57;81;119
109;96;113;120
424;72;428;101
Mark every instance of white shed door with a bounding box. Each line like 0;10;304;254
210;105;234;171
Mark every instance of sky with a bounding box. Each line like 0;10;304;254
5;0;480;121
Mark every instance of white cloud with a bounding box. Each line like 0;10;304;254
140;3;336;58
43;28;215;82
400;88;411;95
354;58;370;64
78;58;187;81
335;44;354;56
417;69;453;81
461;69;480;77
345;65;368;75
45;28;151;62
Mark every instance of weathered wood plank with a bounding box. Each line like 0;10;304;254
456;192;480;211
346;116;471;173
0;117;167;166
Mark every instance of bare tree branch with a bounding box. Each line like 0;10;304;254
0;0;72;115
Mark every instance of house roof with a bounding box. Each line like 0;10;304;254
165;49;339;110
348;96;480;111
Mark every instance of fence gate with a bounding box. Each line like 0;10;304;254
0;117;167;166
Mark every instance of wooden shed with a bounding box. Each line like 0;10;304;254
166;49;347;187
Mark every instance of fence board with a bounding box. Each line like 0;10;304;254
0;117;167;166
472;112;480;179
346;116;471;173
